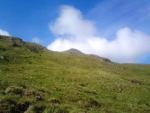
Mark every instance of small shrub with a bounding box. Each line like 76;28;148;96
48;98;61;106
130;79;142;85
24;89;44;101
5;86;24;96
16;99;31;113
0;97;17;113
24;104;46;113
79;98;101;109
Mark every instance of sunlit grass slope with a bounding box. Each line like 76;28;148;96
0;35;150;113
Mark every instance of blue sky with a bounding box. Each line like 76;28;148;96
0;0;150;63
0;0;97;44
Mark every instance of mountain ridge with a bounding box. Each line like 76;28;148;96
0;35;112;63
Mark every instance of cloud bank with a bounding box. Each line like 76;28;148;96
47;5;150;63
0;28;10;36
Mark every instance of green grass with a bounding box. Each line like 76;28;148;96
0;35;150;113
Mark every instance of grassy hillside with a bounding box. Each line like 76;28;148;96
0;35;150;113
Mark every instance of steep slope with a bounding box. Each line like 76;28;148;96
0;35;150;113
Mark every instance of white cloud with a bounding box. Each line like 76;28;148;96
47;5;150;63
31;37;42;44
0;29;10;36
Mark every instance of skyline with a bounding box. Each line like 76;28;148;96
0;0;150;63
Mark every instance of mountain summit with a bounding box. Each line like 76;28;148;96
63;48;84;55
65;48;83;54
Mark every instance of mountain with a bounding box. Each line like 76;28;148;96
64;49;112;63
0;35;150;113
64;48;84;55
